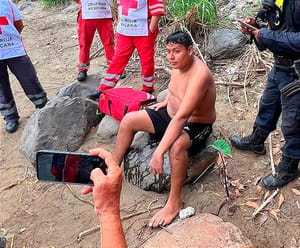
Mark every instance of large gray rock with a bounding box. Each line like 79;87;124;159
96;115;119;143
143;213;254;248
207;29;247;59
124;132;217;193
20;76;102;166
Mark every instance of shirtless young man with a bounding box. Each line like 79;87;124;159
112;31;216;227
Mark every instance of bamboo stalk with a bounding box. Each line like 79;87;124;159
268;133;276;176
252;188;280;218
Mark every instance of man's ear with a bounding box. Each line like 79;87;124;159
188;46;193;55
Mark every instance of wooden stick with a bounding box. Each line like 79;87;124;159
66;185;94;207
180;25;206;64
77;225;100;241
215;82;245;87
252;188;280;218
268;133;276;176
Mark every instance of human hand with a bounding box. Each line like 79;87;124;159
150;151;164;174
82;148;123;217
240;17;256;35
148;101;167;111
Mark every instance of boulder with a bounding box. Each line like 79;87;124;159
207;29;247;59
123;132;217;193
20;76;102;166
142;213;255;248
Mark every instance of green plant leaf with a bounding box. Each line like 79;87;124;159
210;139;232;157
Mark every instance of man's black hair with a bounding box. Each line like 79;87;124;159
166;31;193;48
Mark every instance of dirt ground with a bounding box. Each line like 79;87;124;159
0;2;300;248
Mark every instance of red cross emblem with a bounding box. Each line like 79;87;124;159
119;0;138;16
0;16;9;35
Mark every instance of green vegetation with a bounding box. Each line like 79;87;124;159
40;0;69;6
165;0;217;27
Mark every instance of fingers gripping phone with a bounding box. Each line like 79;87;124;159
36;150;107;185
236;19;258;31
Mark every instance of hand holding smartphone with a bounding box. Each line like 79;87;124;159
235;18;258;35
36;150;107;185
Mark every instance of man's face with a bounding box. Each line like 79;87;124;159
166;43;192;69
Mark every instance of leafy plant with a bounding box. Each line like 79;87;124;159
210;139;232;215
40;0;70;6
165;0;217;27
210;139;232;157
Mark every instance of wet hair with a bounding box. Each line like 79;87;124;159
166;31;193;48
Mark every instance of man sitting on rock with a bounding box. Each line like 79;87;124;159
111;31;216;227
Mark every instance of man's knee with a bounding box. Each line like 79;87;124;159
169;136;189;158
119;112;137;131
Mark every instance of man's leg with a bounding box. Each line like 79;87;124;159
231;68;281;154
134;30;158;93
99;34;134;92
149;132;190;227
0;59;20;132
77;16;96;81
7;56;48;109
112;110;155;163
96;18;115;65
262;81;300;189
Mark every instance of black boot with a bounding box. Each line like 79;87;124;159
5;120;19;133
77;71;87;81
262;156;299;190
230;125;268;155
87;91;101;101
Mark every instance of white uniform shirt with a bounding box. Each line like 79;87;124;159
117;0;148;36
0;0;26;60
81;0;112;19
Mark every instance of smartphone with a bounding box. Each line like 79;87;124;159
36;150;107;185
236;19;258;31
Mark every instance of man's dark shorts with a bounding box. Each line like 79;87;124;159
145;108;212;154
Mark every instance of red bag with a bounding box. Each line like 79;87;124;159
99;87;156;121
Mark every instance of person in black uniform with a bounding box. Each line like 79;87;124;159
231;0;300;189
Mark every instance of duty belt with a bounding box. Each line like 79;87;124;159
274;56;299;66
274;56;300;78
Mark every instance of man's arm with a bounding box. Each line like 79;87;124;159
13;19;23;33
148;0;165;33
149;15;161;33
82;148;127;248
255;29;300;55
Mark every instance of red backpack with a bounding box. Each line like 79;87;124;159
98;87;157;121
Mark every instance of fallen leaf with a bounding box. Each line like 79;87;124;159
235;189;242;197
272;143;281;155
255;212;268;226
245;201;259;209
255;185;263;194
231;179;240;187
278;193;284;209
230;179;246;191
291;188;300;196
264;191;270;200
254;176;262;185
269;209;279;221
244;197;261;201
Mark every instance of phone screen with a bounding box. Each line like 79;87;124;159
36;150;107;185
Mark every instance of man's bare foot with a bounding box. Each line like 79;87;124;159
148;201;182;228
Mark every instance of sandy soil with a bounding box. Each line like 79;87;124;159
0;2;300;248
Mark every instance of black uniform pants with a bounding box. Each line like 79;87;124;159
0;55;47;122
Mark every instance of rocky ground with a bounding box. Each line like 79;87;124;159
0;1;300;248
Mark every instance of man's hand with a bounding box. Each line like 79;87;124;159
82;148;123;217
239;17;257;35
147;101;167;111
150;151;164;174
